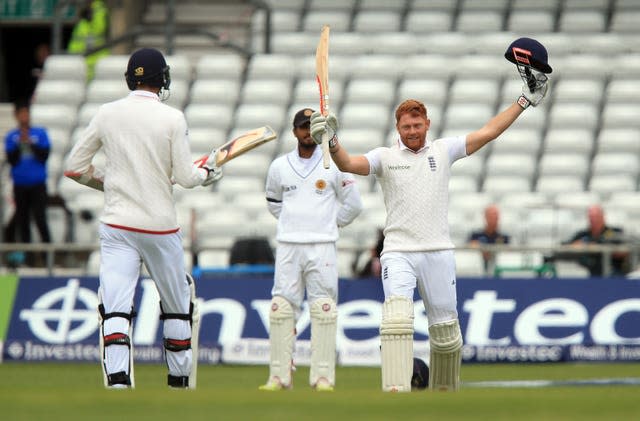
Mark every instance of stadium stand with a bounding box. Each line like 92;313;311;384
5;0;639;278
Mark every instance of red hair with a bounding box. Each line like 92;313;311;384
395;99;428;124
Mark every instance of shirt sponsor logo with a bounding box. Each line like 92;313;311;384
387;164;411;171
283;185;297;192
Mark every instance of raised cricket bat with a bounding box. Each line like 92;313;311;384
194;125;277;167
315;25;331;169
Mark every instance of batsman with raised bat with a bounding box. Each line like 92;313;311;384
260;108;363;392
64;48;222;389
311;38;551;392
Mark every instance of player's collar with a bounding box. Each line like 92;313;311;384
397;138;429;153
130;90;160;100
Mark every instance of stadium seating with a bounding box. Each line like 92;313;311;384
22;0;640;278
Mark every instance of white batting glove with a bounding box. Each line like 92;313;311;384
310;111;338;146
517;73;549;109
196;148;223;186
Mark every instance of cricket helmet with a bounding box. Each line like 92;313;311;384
125;48;171;91
411;357;429;390
504;37;553;74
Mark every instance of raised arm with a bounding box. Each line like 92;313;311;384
309;111;370;176
466;75;549;156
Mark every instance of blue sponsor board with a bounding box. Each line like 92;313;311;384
2;276;640;364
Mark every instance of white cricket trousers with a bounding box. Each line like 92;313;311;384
99;223;192;377
380;250;458;326
272;242;338;317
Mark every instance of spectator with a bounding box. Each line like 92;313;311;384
563;204;629;277
67;0;109;80
3;98;52;264
354;228;385;278
468;204;511;274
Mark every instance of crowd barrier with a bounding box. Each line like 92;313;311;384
1;272;639;365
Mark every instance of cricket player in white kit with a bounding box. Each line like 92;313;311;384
260;108;363;392
64;48;222;389
311;78;549;391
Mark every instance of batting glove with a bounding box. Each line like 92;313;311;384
197;148;223;186
310;111;339;146
517;73;549;109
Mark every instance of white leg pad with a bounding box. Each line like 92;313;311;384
309;297;338;388
429;319;463;391
380;296;414;392
267;296;296;388
187;274;200;389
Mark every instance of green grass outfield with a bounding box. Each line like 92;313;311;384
1;363;639;420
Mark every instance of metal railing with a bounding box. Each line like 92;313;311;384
1;242;638;278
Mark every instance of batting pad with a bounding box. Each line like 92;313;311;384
187;274;200;389
429;319;463;391
380;296;414;392
267;296;296;387
309;297;338;388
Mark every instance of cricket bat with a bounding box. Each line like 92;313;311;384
315;25;331;169
194;125;277;168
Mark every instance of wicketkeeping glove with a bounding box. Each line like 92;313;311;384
517;72;549;109
310;111;338;146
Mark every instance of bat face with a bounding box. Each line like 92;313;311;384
193;126;277;168
216;126;277;166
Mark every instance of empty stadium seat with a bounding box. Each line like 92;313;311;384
549;103;599;129
42;55;87;81
32;80;85;107
588;175;636;197
195;54;246;80
233;104;286;132
30;104;77;132
449;175;478;193
352;10;401;32
535;175;585;195
507;10;554;32
184;103;234;130
601;103;640;129
454;249;486;277
368;32;421;55
302;10;351;32
405;10;453;33
240;79;292;105
246;54;297;80
596;128;640;154
292;78;344;106
491;129;543;155
271;32;319;55
449;78;500;105
451;154;484;177
93;55;129;80
543;129;594;155
559;10;606;32
482;175;531;196
187;128;227;155
337;128;386;154
538;153;590;178
553;79;604;104
592;153;639;177
443;104;494;130
606;79;640;103
189;79;240;105
344;79;395;105
340;103;390;131
455;11;503;32
397;79;448;106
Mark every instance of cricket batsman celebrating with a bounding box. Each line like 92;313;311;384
64;47;222;389
310;38;551;391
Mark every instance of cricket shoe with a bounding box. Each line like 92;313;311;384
312;378;334;392
258;377;291;391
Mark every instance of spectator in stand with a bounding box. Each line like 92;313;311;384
3;99;52;264
563;204;629;277
67;0;110;80
355;228;385;278
468;204;510;275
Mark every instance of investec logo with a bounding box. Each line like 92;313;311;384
387;164;410;170
20;279;98;344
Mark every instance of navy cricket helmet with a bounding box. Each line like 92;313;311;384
125;48;171;91
504;37;552;74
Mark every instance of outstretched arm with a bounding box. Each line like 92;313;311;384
310;111;370;175
466;76;549;155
